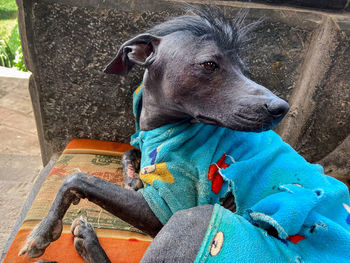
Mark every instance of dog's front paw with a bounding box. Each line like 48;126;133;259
18;216;63;258
122;149;142;191
71;216;97;258
71;216;111;263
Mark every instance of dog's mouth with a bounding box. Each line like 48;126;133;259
194;114;279;132
194;115;220;126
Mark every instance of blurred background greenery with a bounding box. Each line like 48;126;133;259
0;0;27;71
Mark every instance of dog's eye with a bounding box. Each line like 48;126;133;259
201;61;219;72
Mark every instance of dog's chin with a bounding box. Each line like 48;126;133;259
194;115;282;132
224;123;274;132
226;117;284;132
194;115;220;126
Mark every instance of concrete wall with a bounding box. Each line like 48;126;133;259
17;0;350;181
236;0;350;10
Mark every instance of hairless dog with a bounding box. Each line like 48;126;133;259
19;5;350;263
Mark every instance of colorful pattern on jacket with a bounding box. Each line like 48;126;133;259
132;84;350;260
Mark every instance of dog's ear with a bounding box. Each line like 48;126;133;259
104;34;161;75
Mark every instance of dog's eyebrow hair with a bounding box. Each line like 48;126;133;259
147;5;261;54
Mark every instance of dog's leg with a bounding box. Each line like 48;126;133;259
122;149;143;190
19;172;163;258
71;216;111;263
141;205;213;263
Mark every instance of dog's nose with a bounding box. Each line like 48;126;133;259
265;100;289;119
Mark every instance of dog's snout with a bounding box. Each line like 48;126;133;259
265;100;289;119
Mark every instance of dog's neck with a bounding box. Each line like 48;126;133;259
139;78;190;131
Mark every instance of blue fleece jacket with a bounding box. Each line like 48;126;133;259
132;84;350;261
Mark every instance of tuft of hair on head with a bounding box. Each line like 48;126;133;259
185;4;256;51
148;3;262;55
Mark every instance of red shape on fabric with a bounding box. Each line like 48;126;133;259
211;174;224;194
208;154;230;194
208;164;218;180
287;235;305;244
217;154;226;167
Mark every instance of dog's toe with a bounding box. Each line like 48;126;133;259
73;237;87;258
71;216;95;239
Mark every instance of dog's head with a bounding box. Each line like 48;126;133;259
105;6;289;132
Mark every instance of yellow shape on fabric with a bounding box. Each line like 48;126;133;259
135;83;143;95
140;162;174;185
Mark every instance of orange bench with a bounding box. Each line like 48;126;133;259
4;138;152;263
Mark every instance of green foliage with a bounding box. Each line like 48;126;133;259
8;23;20;53
0;39;13;67
0;0;27;71
0;24;27;71
0;21;27;71
0;0;17;26
13;44;26;71
0;0;17;12
0;18;17;41
8;24;26;71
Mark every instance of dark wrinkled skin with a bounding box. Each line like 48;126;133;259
19;13;289;263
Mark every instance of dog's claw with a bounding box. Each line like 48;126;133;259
18;217;63;258
70;216;86;235
18;246;27;256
